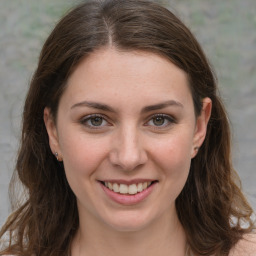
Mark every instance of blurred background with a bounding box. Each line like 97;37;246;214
0;0;256;226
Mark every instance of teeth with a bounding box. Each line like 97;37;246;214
107;182;113;190
112;183;119;193
119;184;128;194
128;184;137;194
104;181;153;195
137;183;143;192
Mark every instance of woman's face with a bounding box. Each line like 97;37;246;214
45;48;211;232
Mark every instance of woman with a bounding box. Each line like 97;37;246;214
0;0;255;255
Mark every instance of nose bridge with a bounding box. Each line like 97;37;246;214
110;123;147;170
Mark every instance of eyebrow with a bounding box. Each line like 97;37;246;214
141;100;184;113
71;101;116;112
70;100;183;113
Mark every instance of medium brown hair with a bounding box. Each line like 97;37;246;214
0;0;255;255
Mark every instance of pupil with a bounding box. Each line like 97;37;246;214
153;116;164;126
91;117;103;126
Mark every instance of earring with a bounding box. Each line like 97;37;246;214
194;146;199;152
55;152;59;161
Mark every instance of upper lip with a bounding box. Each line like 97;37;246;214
98;179;157;185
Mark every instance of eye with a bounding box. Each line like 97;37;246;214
146;114;176;128
80;114;109;128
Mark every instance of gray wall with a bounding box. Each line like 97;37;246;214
1;0;256;227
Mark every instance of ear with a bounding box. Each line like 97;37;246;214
44;107;62;161
191;97;212;158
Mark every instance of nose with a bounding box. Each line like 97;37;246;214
109;126;148;171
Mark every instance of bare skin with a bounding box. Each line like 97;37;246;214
43;48;254;256
229;234;256;256
44;48;211;256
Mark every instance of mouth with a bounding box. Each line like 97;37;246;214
99;180;158;195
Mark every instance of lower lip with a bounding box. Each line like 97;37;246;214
100;182;157;205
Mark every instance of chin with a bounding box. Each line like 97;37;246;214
101;209;158;232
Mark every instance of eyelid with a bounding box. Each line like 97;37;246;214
80;114;111;129
144;113;177;128
79;113;176;130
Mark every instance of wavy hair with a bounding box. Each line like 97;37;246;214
0;0;255;255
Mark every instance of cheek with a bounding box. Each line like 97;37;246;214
150;132;193;177
59;134;110;204
58;130;109;178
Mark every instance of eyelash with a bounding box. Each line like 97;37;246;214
145;114;176;129
80;113;176;130
80;114;110;129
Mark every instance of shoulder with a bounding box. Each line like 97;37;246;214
229;233;256;256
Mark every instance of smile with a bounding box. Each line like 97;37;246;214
99;179;158;205
103;181;153;195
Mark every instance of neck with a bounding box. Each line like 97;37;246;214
71;208;187;256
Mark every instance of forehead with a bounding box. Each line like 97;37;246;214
62;48;193;110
